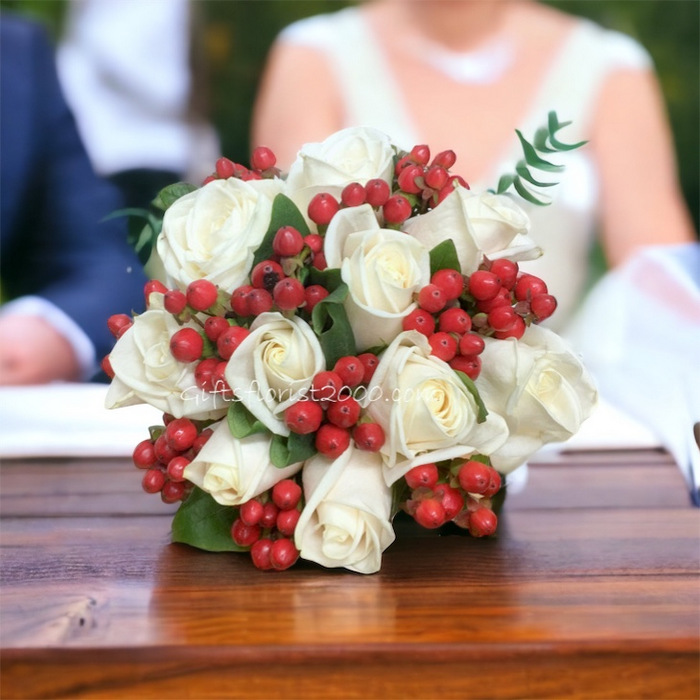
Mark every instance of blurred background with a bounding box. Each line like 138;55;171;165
2;0;697;232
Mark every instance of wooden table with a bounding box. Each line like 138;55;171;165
1;449;698;699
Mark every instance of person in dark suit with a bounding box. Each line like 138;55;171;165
0;14;147;385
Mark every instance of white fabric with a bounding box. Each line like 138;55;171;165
279;7;652;331
0;295;96;380
57;0;220;183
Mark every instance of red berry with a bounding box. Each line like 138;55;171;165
144;279;168;306
365;178;391;207
101;354;115;378
358;353;379;384
250;538;273;570
133;439;157;469
212;362;233;399
250;146;276;171
165;417;197;451
326;395;362;428
192;427;213;454
308;193;340;226
468;270;501;301
405;463;439;490
270;538;299;570
284;399;323;435
424;165;449;190
273;277;305;310
438;307;472;334
273;226;304;257
170;327;204;363
310;370;344;402
276;508;301;537
530;293;558;321
250;260;284;291
315;424;351;458
260;501;279;529
333;356;364;388
397;164;424;194
458;460;492;494
166;455;190;482
312;251;328;271
352;422;385;452
216;325;250;360
154;433;179;464
449;354;481;380
303;234;324;253
142;467;166;494
383;194;412;224
410;144;431;165
247;288;274;316
514;274;548;301
431;268;464;300
204;316;230;342
272;479;302;510
231;518;261;547
493;315;526;340
476;287;512;313
303;284;329;313
394;154;415;174
418;284;447;313
107;313;132;338
469;507;498;537
490;259;519;290
164;289;187;315
428;332;458;362
402;308;436;336
216;157;235;179
483;469;502;498
194;357;219;391
230;285;253;316
488;306;519;332
414;498;446;529
341;182;366;207
431;149;457;169
239;499;264;526
434;483;465;521
187;279;218;312
458;332;486;356
161;480;187;504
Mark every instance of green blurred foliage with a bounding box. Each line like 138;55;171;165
2;0;697;230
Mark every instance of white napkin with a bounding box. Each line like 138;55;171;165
0;383;161;458
565;243;700;504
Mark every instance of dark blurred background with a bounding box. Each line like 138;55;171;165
2;0;697;231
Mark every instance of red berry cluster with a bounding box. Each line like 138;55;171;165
232;478;302;571
283;355;385;458
403;458;501;537
131;416;214;503
202;146;281;185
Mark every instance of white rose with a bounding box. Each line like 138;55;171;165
225;312;326;436
105;306;227;421
285;126;395;218
324;205;431;351
184;421;302;506
364;331;509;484
476;324;598;472
404;187;541;274
157;177;283;292
295;446;395;574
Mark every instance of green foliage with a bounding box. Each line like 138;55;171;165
495;112;587;206
227;400;268;440
270;431;317;468
310;282;357;368
252;193;310;269
429;240;461;277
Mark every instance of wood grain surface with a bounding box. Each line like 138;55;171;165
1;449;698;699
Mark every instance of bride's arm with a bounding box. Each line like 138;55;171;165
592;67;696;267
251;41;344;170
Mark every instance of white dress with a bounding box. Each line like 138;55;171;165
278;7;652;330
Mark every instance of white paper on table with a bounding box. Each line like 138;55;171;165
0;383;161;458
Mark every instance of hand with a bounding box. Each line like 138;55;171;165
0;315;81;385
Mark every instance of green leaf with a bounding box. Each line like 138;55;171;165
152;182;198;211
515;161;558;188
311;282;356;367
516;130;564;173
270;431;316;468
252;194;311;269
307;266;343;293
495;173;516;195
532;126;558;154
453;370;488;423
103;207;162;263
513;177;552;206
429;239;461;276
227;401;268;439
171;487;245;552
548;111;588;151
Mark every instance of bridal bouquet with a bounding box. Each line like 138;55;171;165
104;122;597;574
